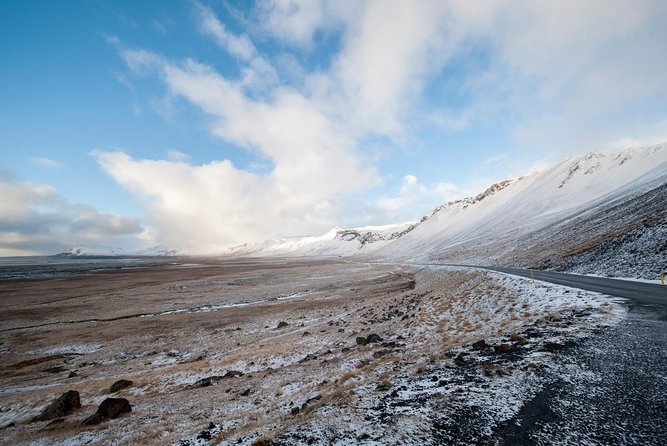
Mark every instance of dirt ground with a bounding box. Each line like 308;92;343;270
0;258;622;445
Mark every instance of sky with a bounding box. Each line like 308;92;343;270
2;0;667;255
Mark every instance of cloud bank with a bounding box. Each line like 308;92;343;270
0;172;143;256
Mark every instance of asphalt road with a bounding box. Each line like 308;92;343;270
456;265;667;306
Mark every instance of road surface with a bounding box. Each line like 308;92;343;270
451;265;667;306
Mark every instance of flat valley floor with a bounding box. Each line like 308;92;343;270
0;258;637;445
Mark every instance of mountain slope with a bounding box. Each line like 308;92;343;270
372;143;667;277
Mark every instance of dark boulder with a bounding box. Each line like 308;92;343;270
356;333;383;346
366;333;383;344
34;390;81;422
110;379;133;393
471;339;489;350
276;321;289;329
186;376;223;389
81;398;131;425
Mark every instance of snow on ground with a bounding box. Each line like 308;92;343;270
167;266;625;446
1;260;627;445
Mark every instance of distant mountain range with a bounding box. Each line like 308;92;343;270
60;143;667;278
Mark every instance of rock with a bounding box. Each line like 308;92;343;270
223;370;243;379
110;379;133;393
82;398;131;425
541;342;567;352
68;371;78;378
471;339;489;350
276;321;289;329
187;376;223;389
494;343;515;353
34;390;81;422
356;333;383;346
376;382;391;392
98;398;132;418
454;353;468;366
366;333;383;344
81;413;106;426
240;388;251;396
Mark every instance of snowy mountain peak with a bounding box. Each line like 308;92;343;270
62;245;127;256
432;177;521;216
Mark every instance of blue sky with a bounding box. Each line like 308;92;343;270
2;0;667;255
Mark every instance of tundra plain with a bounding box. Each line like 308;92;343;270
0;258;623;445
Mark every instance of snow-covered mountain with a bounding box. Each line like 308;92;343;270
58;143;667;278
59;244;180;257
227;222;419;257
61;245;128;256
372;143;667;277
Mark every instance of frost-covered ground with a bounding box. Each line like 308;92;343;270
0;258;625;445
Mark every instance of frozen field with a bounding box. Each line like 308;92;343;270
0;258;624;445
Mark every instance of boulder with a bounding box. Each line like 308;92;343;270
357;333;383;345
276;321;289;329
81;398;131;425
366;334;383;344
471;340;489;350
34;390;81;422
110;379;133;393
98;398;132;418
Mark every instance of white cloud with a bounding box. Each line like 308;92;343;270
166;149;190;162
0;175;143;256
256;0;326;46
93;150;371;253
109;0;667;250
29;156;63;169
196;3;256;61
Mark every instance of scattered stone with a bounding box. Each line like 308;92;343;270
68;371;78;378
110;379;133;393
197;422;217;440
356;333;383;346
376;382;391;392
276;321;289;329
494;343;516;353
471;339;490;350
373;349;391;358
541;341;567;352
240;389;251;397
187;376;222;389
366;333;383;344
223;370;244;379
302;331;311;337
34;390;81;422
82;398;131;425
454;353;468;366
